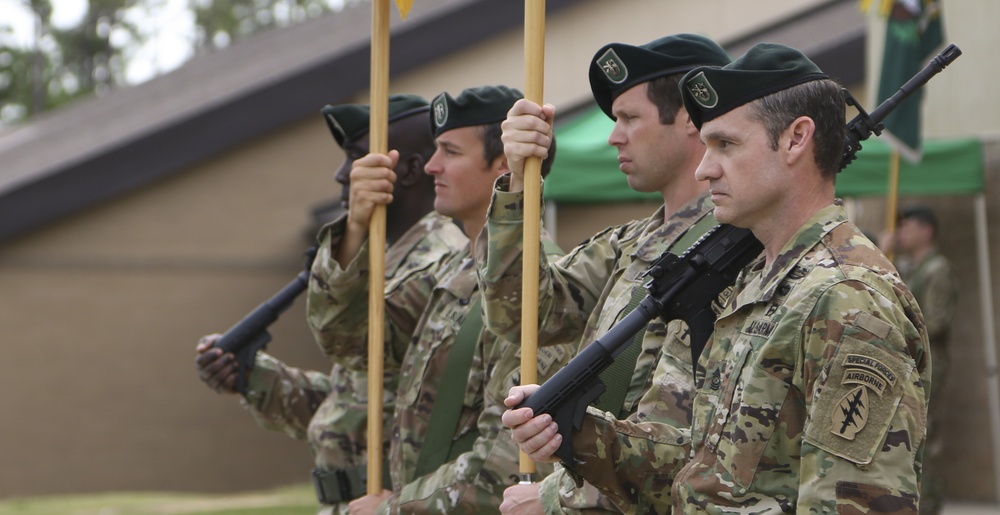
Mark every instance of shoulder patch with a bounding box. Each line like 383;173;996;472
804;336;915;464
831;386;869;440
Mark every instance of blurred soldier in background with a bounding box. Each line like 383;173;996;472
894;204;958;515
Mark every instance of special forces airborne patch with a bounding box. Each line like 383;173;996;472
830;354;899;441
804;336;914;465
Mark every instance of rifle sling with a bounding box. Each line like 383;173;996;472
413;296;483;478
592;213;717;417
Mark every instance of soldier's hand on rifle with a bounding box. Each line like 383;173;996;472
501;99;555;193
195;334;240;395
501;384;561;463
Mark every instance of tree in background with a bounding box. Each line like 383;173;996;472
0;0;144;125
0;0;349;126
192;0;349;51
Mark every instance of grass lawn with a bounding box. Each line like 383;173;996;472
0;483;318;515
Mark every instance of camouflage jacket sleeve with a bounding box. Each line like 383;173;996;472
382;336;574;514
476;176;621;346
554;404;689;513
790;278;927;512
241;352;332;439
307;214;457;368
537;467;622;514
307;362;398;474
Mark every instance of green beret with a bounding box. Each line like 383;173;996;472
430;85;523;137
680;42;828;130
321;94;430;148
589;34;731;120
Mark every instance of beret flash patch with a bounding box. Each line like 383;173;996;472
596;48;628;84
433;96;448;128
685;71;719;109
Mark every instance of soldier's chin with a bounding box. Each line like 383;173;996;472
712;207;743;227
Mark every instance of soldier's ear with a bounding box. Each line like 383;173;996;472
398;153;425;186
677;106;698;136
492;155;509;177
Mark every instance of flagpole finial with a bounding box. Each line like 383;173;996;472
396;0;413;19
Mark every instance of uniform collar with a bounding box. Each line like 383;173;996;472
735;203;848;306
633;193;715;263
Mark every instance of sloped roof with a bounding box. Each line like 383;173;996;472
0;0;864;244
0;0;586;244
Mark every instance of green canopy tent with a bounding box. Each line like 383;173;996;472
546;106;999;488
545;106;984;199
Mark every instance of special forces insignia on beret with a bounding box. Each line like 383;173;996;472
596;48;628;84
433;96;448;128
685;71;718;109
830;353;898;441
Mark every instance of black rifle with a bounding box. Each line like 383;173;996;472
522;224;763;463
840;43;961;171
519;43;962;465
213;247;317;394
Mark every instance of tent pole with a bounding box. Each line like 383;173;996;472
544;200;557;241
974;193;1000;502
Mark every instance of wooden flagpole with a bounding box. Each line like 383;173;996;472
519;0;545;482
367;0;390;496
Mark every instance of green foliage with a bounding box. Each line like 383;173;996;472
0;0;351;126
0;0;142;126
192;0;344;51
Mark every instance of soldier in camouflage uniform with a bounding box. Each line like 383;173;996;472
892;205;957;515
338;85;574;514
505;43;930;513
477;34;732;514
195;95;467;514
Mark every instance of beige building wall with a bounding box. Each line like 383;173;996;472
0;115;338;497
8;0;997;503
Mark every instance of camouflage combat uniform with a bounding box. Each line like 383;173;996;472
240;211;467;514
566;204;930;513
898;249;956;515
313;219;571;513
476;179;717;513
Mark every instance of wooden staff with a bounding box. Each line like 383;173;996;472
519;0;545;483
367;0;390;496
